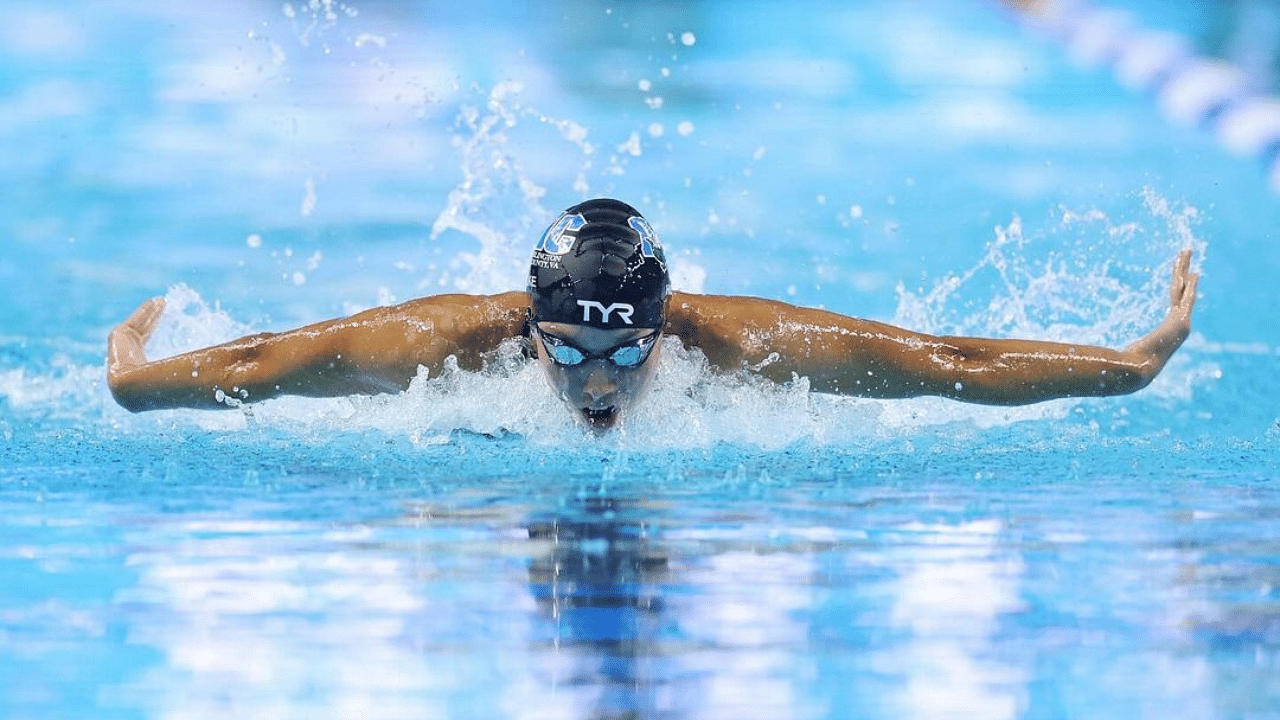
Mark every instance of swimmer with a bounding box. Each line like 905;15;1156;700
107;198;1199;431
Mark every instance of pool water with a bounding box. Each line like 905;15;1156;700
3;0;1280;718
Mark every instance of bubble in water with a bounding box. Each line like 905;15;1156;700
671;260;706;293
617;131;642;156
300;178;317;217
283;0;358;47
680;31;696;47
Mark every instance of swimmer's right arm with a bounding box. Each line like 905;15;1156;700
666;250;1198;405
106;292;528;412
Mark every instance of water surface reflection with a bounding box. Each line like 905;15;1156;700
103;477;1280;720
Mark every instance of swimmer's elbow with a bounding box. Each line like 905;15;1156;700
108;369;195;412
1089;351;1165;397
106;370;140;412
108;381;156;413
1108;363;1157;396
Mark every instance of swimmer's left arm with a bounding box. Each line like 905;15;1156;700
667;250;1198;405
107;292;528;412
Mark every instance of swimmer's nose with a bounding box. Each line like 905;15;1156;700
581;363;617;403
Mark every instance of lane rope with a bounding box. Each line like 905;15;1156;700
1000;0;1280;193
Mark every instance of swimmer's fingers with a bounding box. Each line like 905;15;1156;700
1169;249;1199;320
128;297;166;336
1122;252;1198;362
1178;269;1200;318
108;297;166;371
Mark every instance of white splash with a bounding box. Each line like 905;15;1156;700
895;188;1207;347
427;83;578;294
889;189;1215;412
147;284;256;360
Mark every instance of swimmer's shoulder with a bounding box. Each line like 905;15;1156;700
667;290;797;333
664;291;771;361
383;291;528;323
389;290;529;345
334;291;528;371
665;291;841;368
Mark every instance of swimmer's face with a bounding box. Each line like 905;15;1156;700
532;322;664;432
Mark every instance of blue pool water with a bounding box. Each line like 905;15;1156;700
3;0;1280;717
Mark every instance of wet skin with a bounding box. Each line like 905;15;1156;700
532;322;664;431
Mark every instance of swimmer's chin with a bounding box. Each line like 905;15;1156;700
580;406;620;433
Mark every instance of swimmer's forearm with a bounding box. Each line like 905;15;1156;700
107;334;400;411
851;336;1157;404
758;329;1158;404
110;353;234;412
109;355;269;412
668;293;1170;405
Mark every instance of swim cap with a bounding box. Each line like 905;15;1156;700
528;198;670;329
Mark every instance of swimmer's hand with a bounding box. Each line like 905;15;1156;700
1122;249;1199;380
107;297;166;404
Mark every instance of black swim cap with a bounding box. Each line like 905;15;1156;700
528;198;670;329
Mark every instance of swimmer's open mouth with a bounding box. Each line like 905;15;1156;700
581;406;619;429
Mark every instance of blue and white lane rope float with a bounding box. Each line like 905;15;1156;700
1000;0;1280;194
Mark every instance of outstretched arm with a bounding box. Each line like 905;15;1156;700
107;292;528;412
665;250;1199;405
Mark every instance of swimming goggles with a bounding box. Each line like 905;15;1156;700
534;327;661;368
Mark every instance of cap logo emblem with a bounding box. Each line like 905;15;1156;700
578;300;634;325
534;212;586;256
627;216;661;260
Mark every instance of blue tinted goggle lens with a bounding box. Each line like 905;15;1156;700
546;342;587;366
538;330;659;368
